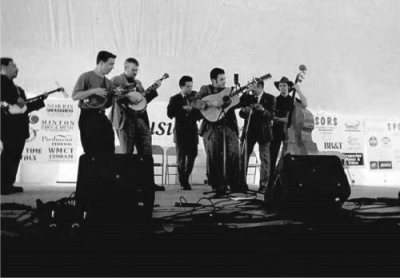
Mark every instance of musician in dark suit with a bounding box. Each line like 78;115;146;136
191;68;244;195
1;57;48;195
167;76;202;190
239;80;275;194
109;57;165;191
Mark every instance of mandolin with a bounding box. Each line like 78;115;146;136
128;73;169;112
200;73;272;122
83;83;136;109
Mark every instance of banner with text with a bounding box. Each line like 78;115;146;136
22;99;79;163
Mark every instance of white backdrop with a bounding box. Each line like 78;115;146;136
2;0;400;186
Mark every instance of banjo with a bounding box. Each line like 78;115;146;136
127;73;169;112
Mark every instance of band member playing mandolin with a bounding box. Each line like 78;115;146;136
72;51;124;155
167;76;202;190
109;57;165;191
239;80;275;194
269;76;308;176
1;57;48;194
191;68;244;195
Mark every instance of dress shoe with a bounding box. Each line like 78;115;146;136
257;186;267;195
214;185;228;196
1;185;24;195
153;184;165;191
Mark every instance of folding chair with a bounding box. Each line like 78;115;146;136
247;151;260;184
165;146;178;185
165;146;195;185
152;145;164;185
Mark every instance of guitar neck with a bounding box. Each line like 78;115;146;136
143;78;164;96
229;84;252;97
26;88;63;102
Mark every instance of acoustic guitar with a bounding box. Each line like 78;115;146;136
128;73;169;112
200;73;272;122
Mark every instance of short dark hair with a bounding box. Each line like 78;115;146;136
96;51;116;64
1;57;13;67
179;75;193;87
210;68;225;81
257;80;264;89
125;58;139;66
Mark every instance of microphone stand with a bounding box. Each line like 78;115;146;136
204;87;232;196
239;87;253;189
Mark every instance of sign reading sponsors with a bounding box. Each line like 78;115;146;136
344;153;364;166
387;122;400;132
22;99;79;163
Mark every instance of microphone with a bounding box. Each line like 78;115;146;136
234;73;239;85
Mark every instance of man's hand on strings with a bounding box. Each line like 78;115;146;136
183;105;193;112
92;88;108;98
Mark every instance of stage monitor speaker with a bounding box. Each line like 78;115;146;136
265;154;351;213
75;154;155;228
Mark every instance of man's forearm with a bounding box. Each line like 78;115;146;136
72;90;94;101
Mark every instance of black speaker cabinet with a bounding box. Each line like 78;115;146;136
75;154;155;227
265;154;351;213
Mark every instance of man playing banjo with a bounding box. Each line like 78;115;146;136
109;57;165;191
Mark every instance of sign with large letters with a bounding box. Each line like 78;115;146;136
22;99;79;163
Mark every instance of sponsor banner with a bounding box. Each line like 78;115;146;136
365;118;400;170
22;99;79;163
312;111;365;166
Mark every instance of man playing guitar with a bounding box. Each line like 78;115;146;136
192;68;244;195
1;57;48;194
109;57;165;191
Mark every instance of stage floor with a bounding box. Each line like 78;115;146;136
2;182;399;208
2;183;400;276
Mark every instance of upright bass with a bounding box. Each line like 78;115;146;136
265;65;350;211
